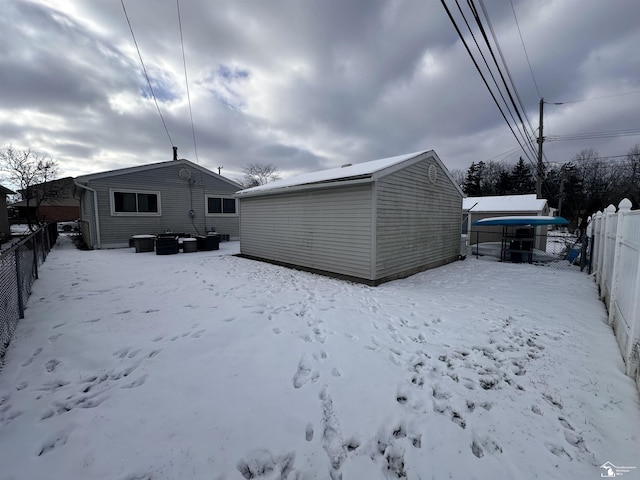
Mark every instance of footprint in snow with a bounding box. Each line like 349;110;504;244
36;427;73;456
542;393;563;410
292;355;313;389
121;374;148;389
45;359;60;373
531;404;543;416
471;436;502;458
545;442;572;460
21;347;43;367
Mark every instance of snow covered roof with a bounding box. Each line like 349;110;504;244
463;194;547;213
236;150;462;197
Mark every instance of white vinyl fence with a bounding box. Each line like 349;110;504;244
591;198;640;390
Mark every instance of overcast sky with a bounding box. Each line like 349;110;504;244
2;0;639;185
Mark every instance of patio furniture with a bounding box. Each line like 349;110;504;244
132;235;155;253
196;234;220;251
182;237;197;253
155;235;179;255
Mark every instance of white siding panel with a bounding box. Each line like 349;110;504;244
240;186;374;279
375;158;462;279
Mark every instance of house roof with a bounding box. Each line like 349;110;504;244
0;185;15;196
236;150;464;197
463;194;547;213
75;159;243;189
11;177;78;207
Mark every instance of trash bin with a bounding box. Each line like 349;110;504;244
197;234;219;251
182;238;197;253
132;235;155;253
155;236;179;255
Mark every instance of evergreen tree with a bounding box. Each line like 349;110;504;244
462;161;484;196
509;157;535;194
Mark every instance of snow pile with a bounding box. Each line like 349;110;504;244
0;236;638;479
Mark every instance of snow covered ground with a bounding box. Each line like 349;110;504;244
1;236;639;480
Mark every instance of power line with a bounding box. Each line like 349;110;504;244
120;0;174;148
176;0;200;164
477;0;539;162
551;90;640;105
547;128;640;142
509;0;541;98
441;0;536;168
463;0;537;163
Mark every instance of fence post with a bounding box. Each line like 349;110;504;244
626;259;640;378
615;199;640;377
608;200;630;326
600;205;616;300
32;234;39;280
593;211;602;280
14;250;25;319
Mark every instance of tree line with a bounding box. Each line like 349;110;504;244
451;145;640;228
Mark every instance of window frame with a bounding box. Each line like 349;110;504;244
110;188;162;217
205;195;238;217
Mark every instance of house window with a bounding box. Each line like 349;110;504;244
206;196;237;216
110;189;161;216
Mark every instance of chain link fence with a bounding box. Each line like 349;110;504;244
467;229;591;271
0;223;58;370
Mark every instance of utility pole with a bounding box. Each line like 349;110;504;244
536;97;544;198
217;166;223;175
557;173;565;218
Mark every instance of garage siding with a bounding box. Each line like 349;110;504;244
375;159;462;279
240;185;374;279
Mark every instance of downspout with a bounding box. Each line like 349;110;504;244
73;180;101;249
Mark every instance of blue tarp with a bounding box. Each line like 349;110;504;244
472;215;569;226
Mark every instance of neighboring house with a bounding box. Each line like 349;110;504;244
1;184;16;241
236;150;464;286
74;159;242;249
11;177;80;223
463;194;550;250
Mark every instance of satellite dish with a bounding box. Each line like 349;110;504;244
179;168;192;180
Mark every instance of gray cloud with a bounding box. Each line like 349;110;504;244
2;0;639;184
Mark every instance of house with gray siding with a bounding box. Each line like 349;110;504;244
75;159;242;249
236;150;464;285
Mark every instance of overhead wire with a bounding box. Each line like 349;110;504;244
547;128;640;142
476;0;537;164
120;0;174;148
456;0;536;164
509;0;541;98
551;90;640;105
441;0;535;168
478;0;539;162
443;0;560;198
176;0;200;164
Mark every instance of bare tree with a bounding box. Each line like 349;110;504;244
622;144;640;207
449;168;465;190
0;145;59;230
241;163;281;188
